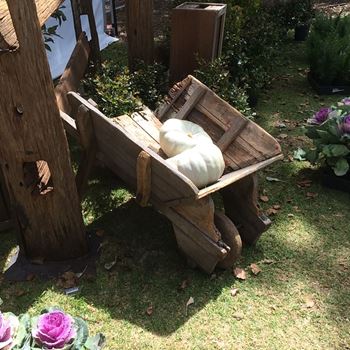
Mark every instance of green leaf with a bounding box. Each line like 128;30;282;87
71;317;89;349
84;334;106;350
305;149;319;163
293;148;306;161
332;157;349;176
322;144;350;157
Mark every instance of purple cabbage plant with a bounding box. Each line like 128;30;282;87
0;308;105;350
295;97;350;176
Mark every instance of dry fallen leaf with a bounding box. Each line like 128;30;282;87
57;271;77;289
260;259;275;265
297;179;312;188
250;263;262;275
26;273;35;281
233;311;244;320
146;305;153;316
259;195;269;203
304;296;315;309
306;192;318;199
178;279;189;291
266;208;279;216
185;297;194;316
273;204;281;210
233;267;247;280
95;229;105;237
15;289;26;297
230;288;239;297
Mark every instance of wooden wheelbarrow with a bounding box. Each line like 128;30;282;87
62;75;282;273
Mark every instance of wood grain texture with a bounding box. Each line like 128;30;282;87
170;4;226;83
55;32;90;114
136;151;151;207
0;0;87;260
75;105;97;199
221;174;271;245
126;0;154;70
0;0;63;49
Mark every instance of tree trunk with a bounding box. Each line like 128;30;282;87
0;0;87;260
126;0;154;71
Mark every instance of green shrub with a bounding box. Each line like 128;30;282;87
83;64;141;117
83;60;167;117
130;61;168;110
307;14;350;85
194;57;252;117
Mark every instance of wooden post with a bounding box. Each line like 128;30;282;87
125;0;154;71
0;0;88;260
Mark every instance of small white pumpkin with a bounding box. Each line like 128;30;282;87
166;143;225;188
159;119;213;157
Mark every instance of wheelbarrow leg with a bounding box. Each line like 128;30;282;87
220;173;271;245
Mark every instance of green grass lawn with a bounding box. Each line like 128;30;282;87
1;41;350;350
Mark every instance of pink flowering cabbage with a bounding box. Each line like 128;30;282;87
0;313;18;350
32;310;76;349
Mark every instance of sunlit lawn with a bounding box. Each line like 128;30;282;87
1;40;349;350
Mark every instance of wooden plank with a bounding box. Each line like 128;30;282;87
0;0;87;260
75;104;97;199
156;77;192;120
82;0;101;67
131;111;160;143
0;0;63;50
174;86;206;120
70;0;82;40
113;115;159;151
60;111;79;139
221;174;271;245
196;154;283;199
173;196;220;242
216;118;248;152
125;0;154;71
55;32;90;114
136;151;151;207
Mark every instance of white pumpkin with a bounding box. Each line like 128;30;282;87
159;119;213;157
166;143;225;188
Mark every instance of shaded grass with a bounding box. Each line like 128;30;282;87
0;40;350;349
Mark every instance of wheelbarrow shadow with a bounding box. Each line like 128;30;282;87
80;195;237;336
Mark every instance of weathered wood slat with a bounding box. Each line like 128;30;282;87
136;151;151;207
0;0;63;49
196;154;283;199
75;105;97;199
55;32;90;114
174;86;206;120
156;77;191;120
126;0;154;70
60;111;79;139
216;118;248;152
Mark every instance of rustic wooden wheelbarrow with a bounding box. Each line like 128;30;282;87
62;75;282;273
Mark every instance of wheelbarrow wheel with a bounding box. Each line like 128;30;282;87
214;211;242;269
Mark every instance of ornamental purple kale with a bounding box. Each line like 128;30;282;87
308;107;332;125
32;310;76;349
342;115;350;134
341;97;350;106
0;313;18;350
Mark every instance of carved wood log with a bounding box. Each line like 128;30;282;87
0;0;87;260
125;0;154;71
